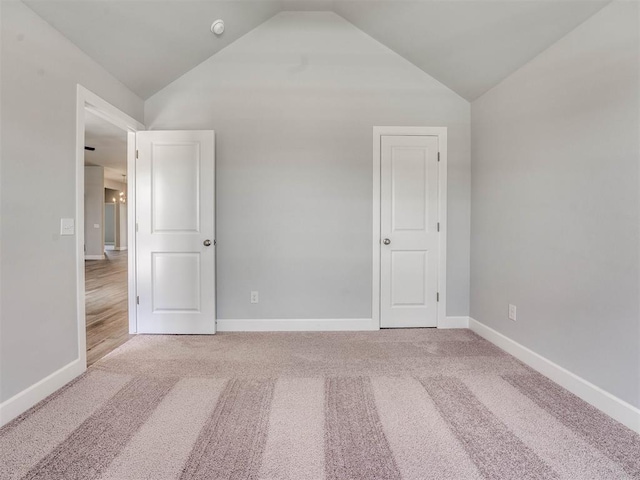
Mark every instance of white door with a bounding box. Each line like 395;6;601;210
380;135;439;328
136;131;216;334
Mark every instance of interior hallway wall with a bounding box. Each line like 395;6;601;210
84;166;105;256
117;203;127;250
103;180;128;250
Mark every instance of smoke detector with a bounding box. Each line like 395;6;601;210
211;20;225;35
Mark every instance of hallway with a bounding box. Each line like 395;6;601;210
85;250;132;366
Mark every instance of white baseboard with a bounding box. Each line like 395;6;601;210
84;254;105;260
439;316;469;329
469;318;640;434
218;317;471;332
114;246;128;251
0;358;85;427
217;318;377;332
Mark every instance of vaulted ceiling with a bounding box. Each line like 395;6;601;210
23;0;609;101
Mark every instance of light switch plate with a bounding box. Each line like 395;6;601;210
60;218;75;236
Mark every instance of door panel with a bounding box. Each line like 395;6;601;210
152;143;200;232
152;253;201;312
136;131;215;334
381;135;438;328
391;251;427;306
391;147;427;231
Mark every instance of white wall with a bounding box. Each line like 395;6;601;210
103;178;125;191
84;166;105;256
103;181;127;250
104;204;116;245
118;203;127;250
0;1;143;404
471;2;639;407
145;12;471;321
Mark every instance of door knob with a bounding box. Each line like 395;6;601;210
383;238;391;245
203;239;212;247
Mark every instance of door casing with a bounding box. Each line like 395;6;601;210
372;126;447;329
75;85;145;370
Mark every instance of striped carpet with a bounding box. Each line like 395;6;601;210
1;330;638;480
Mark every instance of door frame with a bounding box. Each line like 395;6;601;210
75;85;145;369
372;126;447;329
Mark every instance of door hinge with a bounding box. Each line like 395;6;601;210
436;292;440;302
136;150;139;159
437;152;440;162
136;296;140;305
437;222;440;232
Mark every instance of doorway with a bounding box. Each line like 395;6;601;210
83;111;130;364
76;86;144;368
372;127;448;329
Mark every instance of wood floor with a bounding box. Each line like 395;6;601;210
85;250;133;366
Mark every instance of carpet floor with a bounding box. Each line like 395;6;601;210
1;330;638;480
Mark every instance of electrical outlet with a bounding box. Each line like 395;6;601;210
508;304;517;321
250;291;259;304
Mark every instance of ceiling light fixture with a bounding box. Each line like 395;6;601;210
211;19;225;35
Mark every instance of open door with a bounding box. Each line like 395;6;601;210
135;131;216;334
